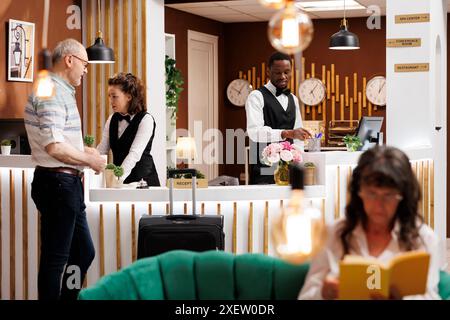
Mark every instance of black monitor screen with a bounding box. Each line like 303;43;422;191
356;116;384;150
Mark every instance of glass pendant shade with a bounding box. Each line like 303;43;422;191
86;32;115;64
34;49;55;99
268;4;314;55
258;0;286;10
329;19;360;50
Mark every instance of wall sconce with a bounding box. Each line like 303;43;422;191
86;0;115;64
34;0;55;99
13;42;22;66
267;0;314;55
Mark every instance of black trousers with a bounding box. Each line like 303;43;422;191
31;169;95;300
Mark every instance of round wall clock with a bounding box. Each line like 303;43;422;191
366;76;386;106
226;79;253;107
298;78;326;106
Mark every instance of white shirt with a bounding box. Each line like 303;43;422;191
298;218;442;300
245;81;304;148
97;113;155;181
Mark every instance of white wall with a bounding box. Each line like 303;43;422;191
386;0;447;264
147;0;167;186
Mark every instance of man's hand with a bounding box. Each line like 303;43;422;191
322;277;339;300
281;128;312;140
85;146;100;156
88;153;106;174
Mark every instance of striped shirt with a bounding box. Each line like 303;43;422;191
24;73;84;170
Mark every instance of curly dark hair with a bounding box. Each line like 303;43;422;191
268;52;291;68
108;72;147;114
340;146;422;256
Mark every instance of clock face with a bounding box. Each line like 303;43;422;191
298;78;326;106
366;76;386;106
227;79;253;107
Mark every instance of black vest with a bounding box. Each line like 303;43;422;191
110;112;160;186
249;86;296;184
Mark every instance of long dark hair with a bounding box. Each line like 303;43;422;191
108;72;147;115
340;146;422;255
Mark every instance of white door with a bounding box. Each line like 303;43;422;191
187;30;219;180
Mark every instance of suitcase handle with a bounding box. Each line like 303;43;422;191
166;215;196;221
168;169;197;178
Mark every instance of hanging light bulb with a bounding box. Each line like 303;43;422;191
329;0;360;50
86;0;115;64
272;164;327;264
34;0;55;99
258;0;286;10
267;1;314;55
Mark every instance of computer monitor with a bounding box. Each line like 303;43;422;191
355;116;384;151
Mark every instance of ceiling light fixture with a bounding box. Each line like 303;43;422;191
329;0;360;50
86;0;115;64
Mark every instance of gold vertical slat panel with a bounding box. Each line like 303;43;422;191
418;161;424;217
10;170;15;299
345;76;349;107
349;97;354;121
141;0;146;83
335;166;340;220
321;199;326;224
184;203;187;215
239;71;243;79
132;0;138;75
331;96;335;121
331;64;335;93
430;161;434;229
131;204;136;262
312;105;316;120
247;202;253;253
322;99;326;126
115;203;121;270
295;70;300;95
87;1;93;135
358;96;363;120
252;67;256;90
311;62;315;78
340;97;345;120
261;62;265;85
301;57;305;81
123;0;129;71
96;64;102;143
217;203;221;215
263;201;269;255
335;75;340;102
362;77;367;108
148;203;152;215
353;73;357;101
114;0;120;75
99;204;105;277
104;0;111;121
326;71;331;99
201;203;205;216
22;170;28;299
232;202;237;254
423;161;429;225
340;95;344;120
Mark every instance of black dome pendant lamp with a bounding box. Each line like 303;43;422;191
86;0;115;64
329;0;360;50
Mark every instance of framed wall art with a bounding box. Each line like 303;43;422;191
8;19;35;82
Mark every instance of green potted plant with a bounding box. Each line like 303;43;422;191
304;162;316;185
165;55;184;122
83;135;95;147
343;135;362;152
1;139;12;155
105;163;116;188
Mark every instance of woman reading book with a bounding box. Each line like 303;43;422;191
299;146;441;300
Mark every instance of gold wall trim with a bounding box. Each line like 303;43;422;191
99;204;105;277
430;161;435;229
132;0;138;75
10;170;15;299
116;203;121;270
232;202;237;254
423;161;429;225
142;0;147;84
131;204;136;262
217;203;221;215
248;202;253;253
335;166;340;220
148;203;152;215
201;203;205;216
87;0;93;135
22;170;28;299
263;201;269;255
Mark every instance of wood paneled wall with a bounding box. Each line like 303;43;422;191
82;0;147;144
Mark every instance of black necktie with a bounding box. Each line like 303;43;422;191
118;114;131;123
276;88;291;97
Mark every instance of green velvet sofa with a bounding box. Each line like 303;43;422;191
78;250;450;300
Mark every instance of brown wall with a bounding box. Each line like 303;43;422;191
164;7;225;133
0;0;81;119
222;17;386;179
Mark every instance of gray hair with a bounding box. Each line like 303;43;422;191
52;38;85;64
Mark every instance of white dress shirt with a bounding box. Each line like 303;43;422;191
245;81;304;148
97;113;155;181
298;218;442;300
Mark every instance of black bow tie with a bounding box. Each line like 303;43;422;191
276;88;291;97
117;114;131;123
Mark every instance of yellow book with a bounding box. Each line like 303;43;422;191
338;251;430;300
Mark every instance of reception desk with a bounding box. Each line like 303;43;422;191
0;147;439;299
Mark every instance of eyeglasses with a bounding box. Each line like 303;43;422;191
358;191;403;204
71;54;89;69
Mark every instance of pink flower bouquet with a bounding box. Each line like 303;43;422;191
261;141;303;166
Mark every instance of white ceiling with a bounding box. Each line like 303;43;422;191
166;0;388;23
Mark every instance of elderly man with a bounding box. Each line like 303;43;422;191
24;38;105;300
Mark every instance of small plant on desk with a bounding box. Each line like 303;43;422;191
83;135;95;147
343;135;362;152
1;139;12;155
1;139;12;146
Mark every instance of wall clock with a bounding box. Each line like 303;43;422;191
298;78;326;106
366;76;386;106
226;79;253;107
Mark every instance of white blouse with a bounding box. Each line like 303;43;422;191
97;113;155;181
298;218;442;300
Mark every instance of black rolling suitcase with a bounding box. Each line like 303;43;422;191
137;169;225;258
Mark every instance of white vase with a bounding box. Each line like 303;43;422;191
1;145;11;155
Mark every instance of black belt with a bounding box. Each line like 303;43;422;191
35;166;83;178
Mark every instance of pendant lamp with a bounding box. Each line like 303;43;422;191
86;0;115;64
329;0;360;50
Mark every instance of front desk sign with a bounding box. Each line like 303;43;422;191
386;38;421;48
394;63;429;73
166;178;208;189
395;13;430;24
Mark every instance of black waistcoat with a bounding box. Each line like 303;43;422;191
249;86;296;185
109;112;160;186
